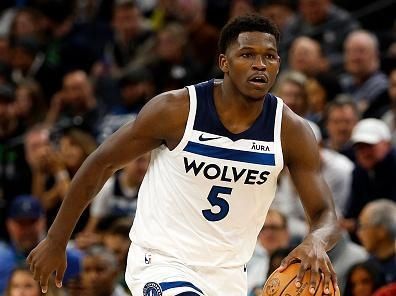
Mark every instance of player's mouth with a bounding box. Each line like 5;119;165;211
247;74;268;87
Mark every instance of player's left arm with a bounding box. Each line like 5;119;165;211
279;106;341;294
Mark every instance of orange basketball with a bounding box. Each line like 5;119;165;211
262;262;340;296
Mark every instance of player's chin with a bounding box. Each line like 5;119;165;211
245;89;268;100
245;84;269;98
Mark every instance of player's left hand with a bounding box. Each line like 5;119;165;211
277;234;338;295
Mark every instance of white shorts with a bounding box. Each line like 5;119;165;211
125;243;247;296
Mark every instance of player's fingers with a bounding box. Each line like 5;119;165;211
295;261;309;288
26;252;33;264
32;264;41;281
308;261;320;294
55;262;67;288
328;262;339;293
278;255;298;272
321;262;332;295
40;273;50;294
28;259;35;274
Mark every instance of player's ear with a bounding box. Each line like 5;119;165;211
218;54;229;73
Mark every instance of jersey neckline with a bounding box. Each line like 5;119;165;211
206;78;269;141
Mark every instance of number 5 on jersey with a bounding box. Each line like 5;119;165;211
202;186;233;221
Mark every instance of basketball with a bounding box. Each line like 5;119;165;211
262;262;340;296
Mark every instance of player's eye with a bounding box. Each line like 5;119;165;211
241;53;253;58
264;54;277;62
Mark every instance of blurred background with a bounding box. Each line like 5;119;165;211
0;1;395;295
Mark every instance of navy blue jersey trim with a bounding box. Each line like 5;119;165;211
184;141;275;166
192;79;277;142
159;281;204;294
175;292;202;296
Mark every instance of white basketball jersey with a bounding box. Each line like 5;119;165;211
130;79;284;267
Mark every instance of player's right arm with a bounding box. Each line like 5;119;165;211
27;89;189;293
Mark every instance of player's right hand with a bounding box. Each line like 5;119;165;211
27;237;67;293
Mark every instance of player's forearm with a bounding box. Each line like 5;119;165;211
307;207;340;251
47;153;115;247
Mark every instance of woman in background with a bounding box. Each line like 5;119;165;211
344;260;386;296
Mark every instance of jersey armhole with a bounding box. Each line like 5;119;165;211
274;96;284;172
168;85;197;154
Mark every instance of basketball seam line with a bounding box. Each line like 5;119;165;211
279;274;297;295
313;274;323;296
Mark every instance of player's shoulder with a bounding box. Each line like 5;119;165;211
150;87;189;109
281;104;311;134
138;87;190;123
281;105;318;165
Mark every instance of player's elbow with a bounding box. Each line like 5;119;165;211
87;146;119;175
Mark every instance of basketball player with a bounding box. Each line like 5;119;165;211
27;15;340;295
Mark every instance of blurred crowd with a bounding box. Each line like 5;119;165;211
0;0;395;295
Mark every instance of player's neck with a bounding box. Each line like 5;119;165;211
213;81;265;134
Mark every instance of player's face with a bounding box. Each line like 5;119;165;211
219;31;280;100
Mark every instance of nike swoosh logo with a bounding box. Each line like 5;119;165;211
199;134;221;141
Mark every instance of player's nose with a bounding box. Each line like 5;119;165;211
252;56;267;70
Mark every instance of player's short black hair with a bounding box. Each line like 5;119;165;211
218;14;280;54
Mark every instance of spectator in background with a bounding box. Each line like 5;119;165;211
58;128;97;178
344;260;386;296
9;36;58;102
323;96;359;161
357;199;396;284
12;81;47;129
340;30;389;117
102;218;133;294
4;265;60;296
85;152;150;232
173;0;220;77
381;68;396;147
8;7;44;44
272;70;309;118
229;0;255;20
373;282;396;296
81;245;129;296
24;125;70;228
99;0;154;77
37;0;97;77
97;67;154;143
45;70;106;138
0;62;11;87
257;0;295;34
247;209;291;295
305;122;354;216
0;194;83;295
0;195;46;294
102;218;132;272
274;121;354;237
112;67;154;115
0;36;11;65
0;84;31;240
327;230;368;294
145;22;203;93
288;36;329;77
343;119;396;232
58;128;97;235
280;0;359;71
305;73;342;129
